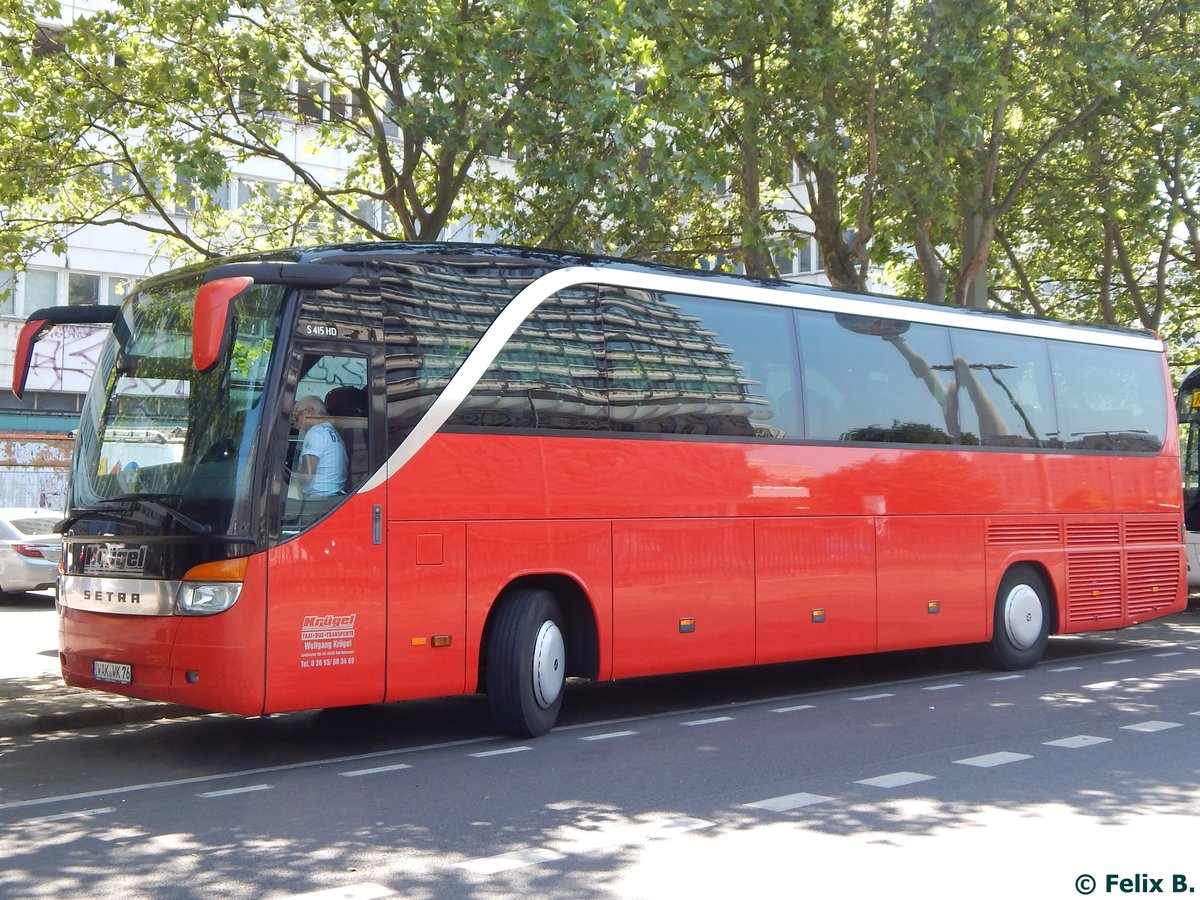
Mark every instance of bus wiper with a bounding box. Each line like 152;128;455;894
102;493;214;535
54;507;141;534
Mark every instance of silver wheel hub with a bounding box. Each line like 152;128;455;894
1004;584;1043;649
531;620;565;709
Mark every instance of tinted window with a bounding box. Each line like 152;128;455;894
1050;343;1165;452
950;330;1058;447
796;310;957;443
669;295;799;438
380;260;545;447
448;287;607;431
613;293;796;438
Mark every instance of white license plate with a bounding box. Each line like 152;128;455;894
93;660;132;684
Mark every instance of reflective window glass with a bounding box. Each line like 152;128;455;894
1050;342;1165;452
950;330;1057;447
796;310;957;443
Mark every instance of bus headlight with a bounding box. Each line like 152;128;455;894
176;583;241;615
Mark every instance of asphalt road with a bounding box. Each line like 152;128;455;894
1;604;1198;899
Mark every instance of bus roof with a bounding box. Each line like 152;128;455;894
138;241;1164;352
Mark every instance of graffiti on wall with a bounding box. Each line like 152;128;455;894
23;324;108;394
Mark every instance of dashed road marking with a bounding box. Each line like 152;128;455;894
1103;658;1136;665
922;683;963;692
855;772;935;788
1043;735;1111;749
744;792;833;812
338;763;413;777
1049;666;1083;672
580;731;637;741
770;704;815;713
850;693;894;702
988;674;1024;682
1122;721;1183;733
954;752;1032;768
682;716;734;726
469;747;532;758
24;807;115;824
197;784;272;798
456;848;565;875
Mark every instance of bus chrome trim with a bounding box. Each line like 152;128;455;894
60;575;178;616
365;265;1166;493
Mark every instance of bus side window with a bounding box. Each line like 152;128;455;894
281;352;370;532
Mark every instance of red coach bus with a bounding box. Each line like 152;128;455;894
13;243;1185;736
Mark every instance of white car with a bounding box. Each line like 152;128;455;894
0;508;63;599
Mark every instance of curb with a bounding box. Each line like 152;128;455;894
0;703;205;738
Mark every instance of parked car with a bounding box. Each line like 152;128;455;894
0;508;63;599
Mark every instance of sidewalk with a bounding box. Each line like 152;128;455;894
0;593;203;738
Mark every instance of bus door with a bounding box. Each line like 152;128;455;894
264;344;388;712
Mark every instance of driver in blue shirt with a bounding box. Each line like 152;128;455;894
291;395;348;500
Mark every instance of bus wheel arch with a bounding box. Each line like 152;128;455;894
480;575;599;737
985;562;1056;670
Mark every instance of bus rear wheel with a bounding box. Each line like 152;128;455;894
986;564;1050;670
486;588;566;737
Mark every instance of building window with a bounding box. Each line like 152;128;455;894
1;270;15;317
798;238;819;273
24;269;58;309
68;272;101;306
32;25;67;58
106;277;129;305
237;177;283;208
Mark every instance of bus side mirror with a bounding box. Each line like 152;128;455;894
11;304;121;399
11;318;52;399
194;276;254;373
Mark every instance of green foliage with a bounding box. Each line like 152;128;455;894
1;0;1199;351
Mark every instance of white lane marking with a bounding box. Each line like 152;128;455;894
1083;680;1120;690
988;674;1024;682
469;746;532;758
23;807;115;824
1153;652;1183;658
286;883;396;899
922;683;963;692
954;752;1032;768
850;693;894;702
744;792;833;812
855;772;935;788
770;704;815;713
457;848;565;875
0;735;497;813
1122;721;1183;733
338;763;413;777
554;815;713;855
580;731;637;741
639;816;713;837
1049;666;1083;672
197;784;272;799
1044;735;1112;749
682;716;734;726
1104;658;1136;665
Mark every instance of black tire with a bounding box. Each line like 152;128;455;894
486;588;566;738
985;564;1051;670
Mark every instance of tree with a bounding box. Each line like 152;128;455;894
0;0;647;267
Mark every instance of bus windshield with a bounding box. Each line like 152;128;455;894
70;274;286;538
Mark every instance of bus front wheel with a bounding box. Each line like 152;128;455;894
486;588;566;737
986;564;1051;670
